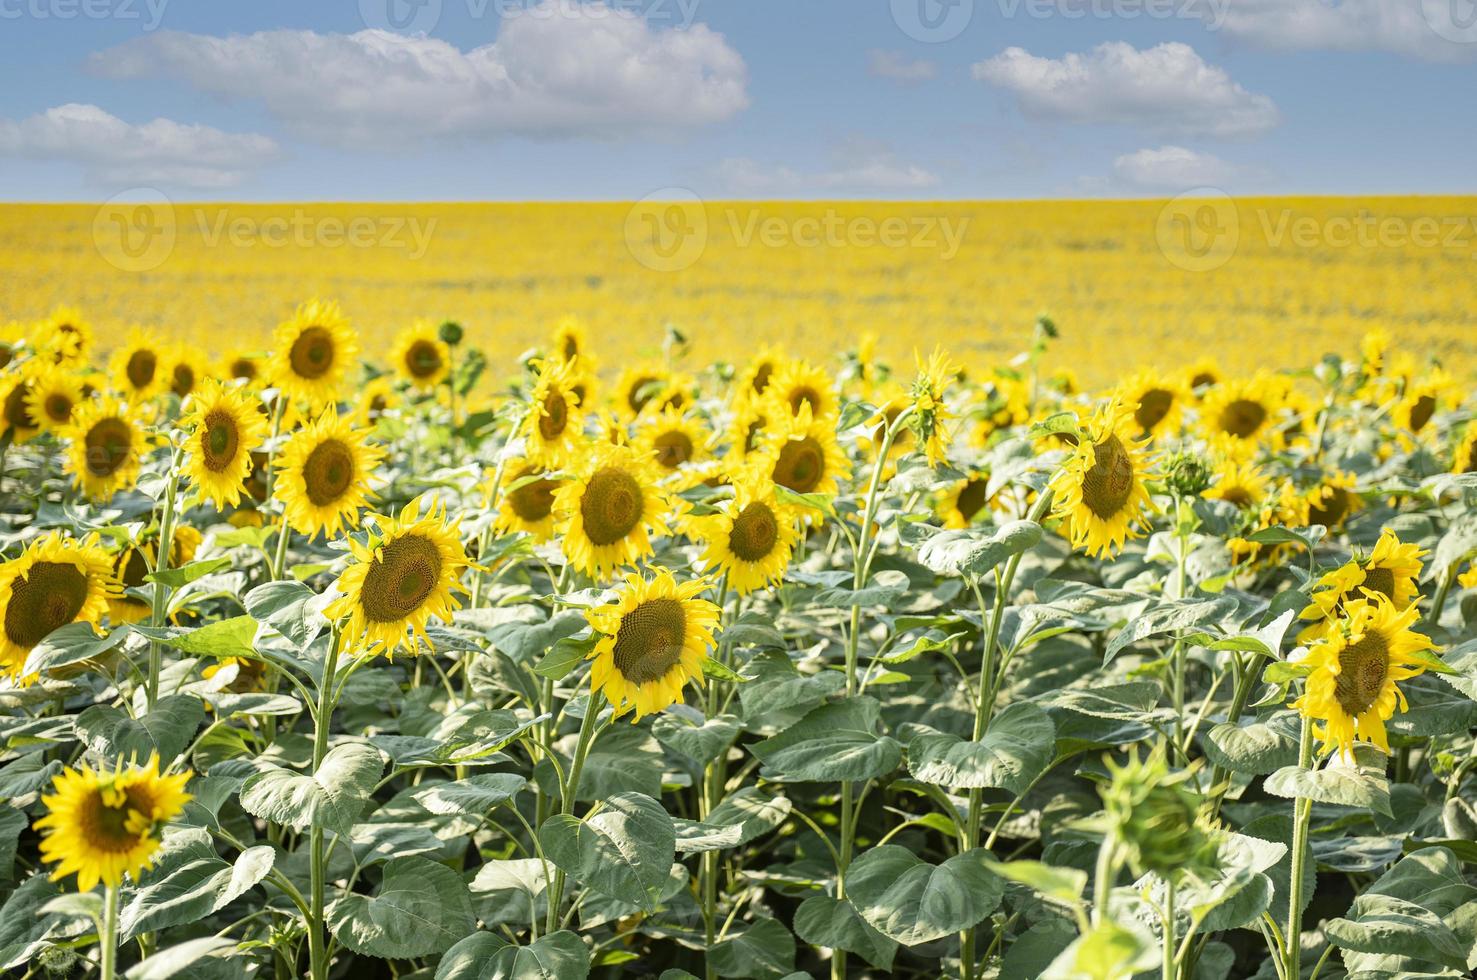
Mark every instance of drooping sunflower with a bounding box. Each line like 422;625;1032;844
24;366;83;433
0;370;41;444
1303;471;1362;530
36;306;93;367
554;443;670;579
64;395;146;502
107;528;201;625
35;756;192;893
494;466;565;541
765;359;838;423
324;496;468;658
181;379;269;510
109;329;166;402
1202;457;1269;511
687;475;802;594
755;402;850;498
390;321;450;391
636;405;709;476
585;568;720;720
273;410;385;539
1298;529;1426;641
0;532;117;679
1199;374;1285;455
909;347;955;467
1292;596;1437;757
523;357;586;467
1118;369;1189;440
1048;399;1156;558
268;299;358;407
1452;421;1477;475
941;472;993;529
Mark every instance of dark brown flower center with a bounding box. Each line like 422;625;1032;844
626;376;661;415
773;436;824;493
405;339;443;379
289;326;335;380
652;430;694;470
507;473;558;522
201;411;240;472
118;549;150;589
126;349;157;390
611;597;686;684
1191;371;1217;389
788;386;822;416
4;383;35;431
1218;399;1267;439
1134;388;1173;432
171;363;195;398
1334;629;1389;717
956;479;989;523
751;362;774;394
79;788;149;853
1081;435;1134;519
85;419;132;477
729;502;779;561
303;439;355;506
5;561;88;649
562;335;579;360
1357;566;1395;602
580;468;643;545
230;358;257;381
1308;486;1350;528
1408;394;1435;433
1218;486;1253;508
360;533;443;623
44;394;72;424
538;391;569;441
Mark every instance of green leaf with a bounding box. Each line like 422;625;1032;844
750;697;901;782
411;774;526;817
1103;596;1237;663
487;611;588;665
1202;721;1299;775
22;621;120;675
709;917;796;979
243;579;322;648
1264;761;1392;817
907;701;1055;793
1046;921;1157;980
1324;895;1470;970
793;894;896;971
910;520;1043;579
119;831;273;938
539;791;674;913
329;856;475;959
469;859;549;927
983;859;1087;907
75;696;205;765
132;616;257;659
145;557;233;588
813;569;911;608
436;930;589;980
239;741;384;835
532;635;592;680
705;788;793;847
844;846;1003;946
651;712;740;766
124;936;237;980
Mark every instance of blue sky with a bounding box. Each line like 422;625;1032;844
0;0;1473;200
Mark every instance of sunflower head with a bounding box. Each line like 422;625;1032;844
765;359;838;423
1202;457;1268;510
1453;422;1477;475
166;344;206;400
551;315;591;368
1048;399;1155;558
755;401;850;498
391;320;451;390
553;442;670;579
523;356;586;467
35;756;192;893
1118;369;1189;440
637;405;708;475
1299;529;1426;640
494;465;565;541
0;532;117;679
615;365;674;421
1304;471;1361;529
1393;368;1455;444
686;474;801;594
273;409;386;539
941;473;993;529
585;568;720;720
64;395;146;503
1;370;41;444
109;328;165;401
182;379;270;510
737;346;784;401
269;300;358;407
908;347;955;467
223;349;263;385
37;307;93;367
24;366;83;432
1200;373;1288;456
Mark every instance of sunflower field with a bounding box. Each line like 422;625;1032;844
0;304;1476;980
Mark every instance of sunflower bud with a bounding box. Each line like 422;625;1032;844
1163;450;1213;498
1100;749;1220;882
437;320;464;347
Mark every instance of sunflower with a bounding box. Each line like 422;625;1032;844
909;347;955;467
356;376;399;427
0;322;23;370
64;395;146;502
1184;359;1221;395
729;399;770;459
1199;374;1285;455
973;374;1031;446
736;345;785;403
23;366;82;433
687;475;801;594
941;472;993;529
161;344;206;401
1118;369;1189;440
107;528;201;626
273;410;385;539
268;299;358;407
636;405;709;475
390;321;450;391
0;533;117;680
1303;471;1362;530
222;349;263;385
181;379;269;510
1298;529;1425;641
109;328;166;402
765;359;838;422
1392;368;1455;441
551;315;590;368
861;383;914;465
755;402;850;497
1048;399;1155;558
324;496;468;658
1359;329;1390;379
1292;596;1437;757
35;757;192;893
0;370;41;444
36;306;93;367
1202;458;1268;510
494;466;565;541
615;365;674;421
1452;422;1477;475
523;357;586;467
585;568;720;720
554;443;670;579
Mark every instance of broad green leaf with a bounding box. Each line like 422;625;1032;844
750;697;901;782
436;930;589;980
411;773;526;817
239;741;384;835
793;894;897;971
75;696;205;765
132;616;257;659
243;579;322;648
709;917;796;979
539;791;674;913
844;846;1003;946
145;557;233;588
119;830;273;938
22;621;121;675
1044;921;1156;980
124;936;237;980
1202;721;1299;775
1264;762;1392;817
1103;596;1237;663
907;701;1055;793
1324;894;1469;970
705;788;793;846
532;635;594;680
984;859;1087;906
470;859;549;927
813;569;911;608
909;519;1042;579
329;856;475;959
487;610;588;664
651;712;740;766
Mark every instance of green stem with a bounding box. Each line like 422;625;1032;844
545;690;604;934
146;449;182;711
1285;713;1315;980
100;884;120;980
1162;876;1177;980
1092;832;1118;927
1208;652;1268;816
1428;564;1454;626
308;628;344;980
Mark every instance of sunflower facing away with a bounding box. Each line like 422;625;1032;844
687;474;802;594
35;756;192;893
494;466;565;541
1299;529;1425;641
1119;369;1189;440
268;299;358;407
755;402;850;498
585;568;720;720
554;442;670;579
0;532;117;680
909;347;955;467
64;395;146;503
182;379;270;510
23;366;82;433
941;472;993;529
274;409;386;539
1;371;41;444
391;321;451;390
1048;399;1155;558
109;329;165;401
1293;595;1437;757
325;496;468;658
523;356;586;467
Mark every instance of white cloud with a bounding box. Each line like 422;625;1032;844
1205;0;1476;63
867;49;937;84
0;103;279;188
1112;145;1241;190
972;41;1280;139
716;143;939;194
89;0;748;149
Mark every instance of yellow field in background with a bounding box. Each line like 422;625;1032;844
2;197;1474;387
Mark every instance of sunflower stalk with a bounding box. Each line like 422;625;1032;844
99;883;120;980
545;689;605;935
145;446;183;711
307;626;345;980
1283;712;1316;980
